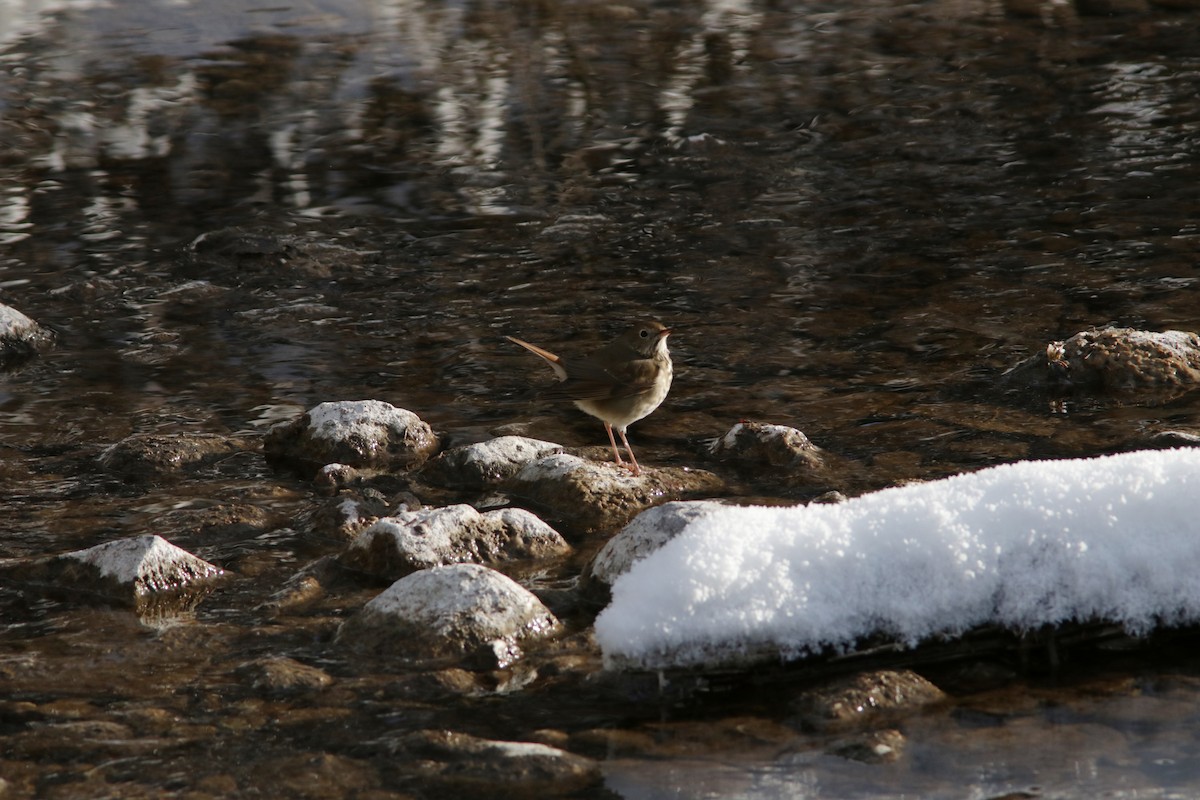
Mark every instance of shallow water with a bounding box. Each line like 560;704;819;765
2;0;1200;796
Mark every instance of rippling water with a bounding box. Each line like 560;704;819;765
2;0;1199;796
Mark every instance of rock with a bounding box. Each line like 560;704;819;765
235;657;333;695
337;504;570;580
179;225;386;287
335;564;562;667
375;729;601;796
20;535;225;612
584;500;727;592
792;669;947;731
298;489;400;543
421;436;564;488
99;433;251;479
828;728;906;764
0;302;55;366
505;453;725;537
708;421;825;470
1004;327;1200;392
156;502;279;541
264;400;439;472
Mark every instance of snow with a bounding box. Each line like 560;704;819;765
595;449;1200;671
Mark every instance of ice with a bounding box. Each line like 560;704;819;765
595;449;1200;670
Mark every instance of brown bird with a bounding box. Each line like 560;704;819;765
506;321;673;476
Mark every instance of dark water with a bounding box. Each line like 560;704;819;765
2;0;1200;796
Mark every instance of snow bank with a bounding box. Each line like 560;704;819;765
595;449;1200;670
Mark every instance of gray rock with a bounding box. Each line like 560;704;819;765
505;453;725;537
585;500;727;590
298;490;398;542
264;400;439;472
20;535;225;612
708;421;825;470
337;504;570;579
0;302;55;366
335;563;562;667
422;435;564;488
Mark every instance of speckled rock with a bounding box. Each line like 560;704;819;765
505;453;725;538
792;669;947;731
20;535;225;612
264;400;439;472
421;435;564;488
0;302;55;365
708;421;825;469
584;501;727;593
337;504;570;579
99;432;252;479
335;563;562;668
1005;327;1200;392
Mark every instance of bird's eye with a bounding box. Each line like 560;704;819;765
639;328;650;338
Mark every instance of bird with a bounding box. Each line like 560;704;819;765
506;321;673;477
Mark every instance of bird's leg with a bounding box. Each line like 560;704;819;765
604;423;626;467
616;428;642;477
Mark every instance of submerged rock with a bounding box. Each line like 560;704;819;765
0;302;55;366
235;656;334;696
792;669;947;731
335;563;562;668
421;435;564;488
505;453;725;538
375;729;600;796
264;400;439;472
22;535;225;612
337;504;570;579
1005;327;1200;392
99;432;253;479
298;489;408;543
584;501;727;593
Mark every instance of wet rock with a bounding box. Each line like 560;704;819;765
584;500;727;593
505;453;725;538
828;728;906;764
335;563;562;668
259;557;342;614
157;502;279;541
0;301;55;366
337;504;570;580
264;400;439;472
98;432;251;479
708;421;825;470
180;225;383;287
376;729;601;796
298;489;400;543
1004;327;1200;392
21;535;225;612
421;435;564;488
792;669;947;731
235;656;333;695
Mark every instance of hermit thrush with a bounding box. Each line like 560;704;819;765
506;321;673;476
